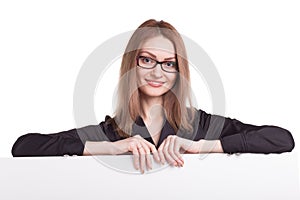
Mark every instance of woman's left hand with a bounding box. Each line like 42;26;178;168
158;135;200;167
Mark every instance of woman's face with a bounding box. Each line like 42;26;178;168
136;36;178;98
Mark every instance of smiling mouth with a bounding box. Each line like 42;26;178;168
145;79;165;87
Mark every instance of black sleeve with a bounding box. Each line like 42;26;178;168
11;128;85;157
199;109;295;154
11;116;122;157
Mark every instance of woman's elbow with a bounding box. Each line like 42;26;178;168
277;127;295;153
11;133;38;157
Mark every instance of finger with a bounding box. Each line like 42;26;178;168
131;144;140;170
138;146;146;174
138;138;160;164
158;141;166;165
173;138;184;166
146;142;160;163
140;142;152;170
167;136;178;166
168;136;182;167
163;138;176;166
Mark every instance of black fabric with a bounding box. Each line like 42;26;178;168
11;109;295;156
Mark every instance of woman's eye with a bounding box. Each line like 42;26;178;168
165;62;176;67
142;57;153;63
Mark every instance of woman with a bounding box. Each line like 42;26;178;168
12;19;295;174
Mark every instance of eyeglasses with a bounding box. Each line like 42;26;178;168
137;56;178;73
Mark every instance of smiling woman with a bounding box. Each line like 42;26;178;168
137;39;177;101
11;19;295;174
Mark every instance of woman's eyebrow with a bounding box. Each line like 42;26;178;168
139;50;176;60
163;57;176;61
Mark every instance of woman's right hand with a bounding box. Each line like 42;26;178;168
113;135;161;174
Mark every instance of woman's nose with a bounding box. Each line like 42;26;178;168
150;63;163;78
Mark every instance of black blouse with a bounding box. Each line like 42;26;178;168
11;109;295;157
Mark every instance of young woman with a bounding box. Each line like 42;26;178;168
12;19;295;174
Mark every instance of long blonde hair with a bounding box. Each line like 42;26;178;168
113;19;195;137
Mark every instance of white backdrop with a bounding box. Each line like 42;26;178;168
0;0;299;164
2;154;300;200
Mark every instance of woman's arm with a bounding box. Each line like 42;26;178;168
11;115;125;157
11;129;85;157
11;128;118;157
82;141;126;155
194;139;224;153
198;109;295;154
157;110;294;166
220;122;295;154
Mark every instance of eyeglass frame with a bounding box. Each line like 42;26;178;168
136;56;179;73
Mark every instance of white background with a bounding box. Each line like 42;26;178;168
2;154;299;200
0;0;299;164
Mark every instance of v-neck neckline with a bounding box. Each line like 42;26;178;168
132;116;176;149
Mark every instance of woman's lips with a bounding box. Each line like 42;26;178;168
145;79;165;88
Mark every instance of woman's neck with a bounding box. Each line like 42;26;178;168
140;94;165;145
140;94;164;121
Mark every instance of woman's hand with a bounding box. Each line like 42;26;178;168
113;135;161;174
158;135;201;167
158;136;224;167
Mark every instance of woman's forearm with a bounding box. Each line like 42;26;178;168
83;139;224;156
194;139;224;153
83;141;127;156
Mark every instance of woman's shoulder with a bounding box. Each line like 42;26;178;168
76;115;123;143
98;115;118;133
187;107;211;119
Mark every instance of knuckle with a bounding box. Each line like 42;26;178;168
168;135;174;139
133;151;139;156
150;143;156;148
152;148;158;153
150;146;156;151
129;142;134;147
139;149;145;155
134;135;142;139
129;141;137;146
144;148;150;154
128;143;134;150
